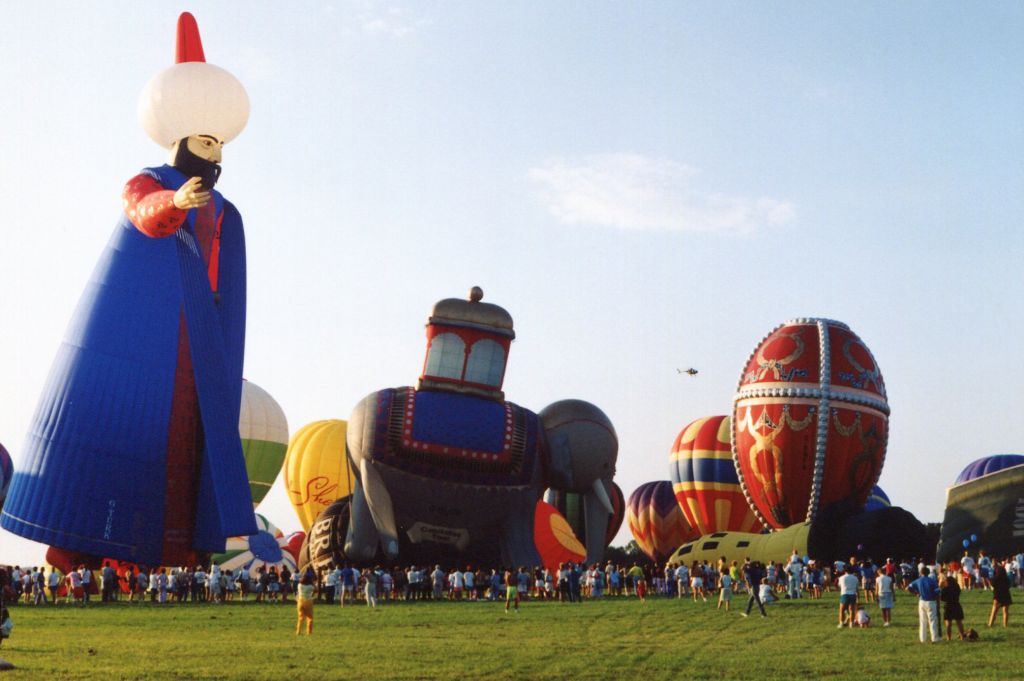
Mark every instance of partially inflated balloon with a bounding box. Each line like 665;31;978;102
627;481;699;562
669;416;762;534
544;480;624;550
954;454;1024;485
239;380;289;507
299;496;352;574
863;485;891;512
0;443;12;510
212;514;297;578
284;420;356;531
534;500;587;569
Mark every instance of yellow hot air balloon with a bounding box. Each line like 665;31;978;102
284;420;357;532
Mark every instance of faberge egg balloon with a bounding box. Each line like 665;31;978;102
731;318;889;529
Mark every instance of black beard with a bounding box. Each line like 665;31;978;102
172;139;222;190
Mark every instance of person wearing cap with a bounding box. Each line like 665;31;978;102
0;12;254;569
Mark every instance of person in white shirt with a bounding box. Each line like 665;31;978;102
676;564;689;598
718;573;733;611
837;566;860;628
876;572;894;626
786;553;804;600
463;570;475;601
960;552;975;589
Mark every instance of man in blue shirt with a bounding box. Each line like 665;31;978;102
907;567;940;642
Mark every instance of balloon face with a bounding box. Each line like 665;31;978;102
239;380;289;507
0;443;12;510
284;420;356;532
733;319;889;529
212;514;296;578
954;454;1024;485
626;481;699;562
669;416;762;534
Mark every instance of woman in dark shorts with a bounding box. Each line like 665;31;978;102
939;573;966;640
988;563;1012;628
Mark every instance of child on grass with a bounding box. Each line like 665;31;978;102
855;604;871;627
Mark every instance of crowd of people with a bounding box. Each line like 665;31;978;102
1;549;1020;639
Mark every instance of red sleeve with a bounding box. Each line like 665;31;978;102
122;174;187;238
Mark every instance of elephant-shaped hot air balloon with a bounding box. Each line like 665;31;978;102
345;287;618;567
627;480;699;562
239;380;289;507
669;415;762;535
732;318;889;529
284;420;357;532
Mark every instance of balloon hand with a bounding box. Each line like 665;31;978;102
173;176;211;209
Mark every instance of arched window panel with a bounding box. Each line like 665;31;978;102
424;333;465;379
465;339;505;386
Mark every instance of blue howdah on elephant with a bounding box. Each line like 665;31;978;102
344;287;619;568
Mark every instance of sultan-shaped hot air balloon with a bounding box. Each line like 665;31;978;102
1;12;255;566
284;420;357;532
239;380;289;507
627;481;699;563
669;415;762;535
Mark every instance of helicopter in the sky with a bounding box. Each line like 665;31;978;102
677;368;699;376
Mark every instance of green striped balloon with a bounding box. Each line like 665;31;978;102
239;379;289;507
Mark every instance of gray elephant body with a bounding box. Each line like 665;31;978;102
345;386;617;567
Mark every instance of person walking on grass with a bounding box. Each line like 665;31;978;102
365;567;379;608
988;563;1012;628
837;565;859;628
908;566;940;643
295;572;315;635
741;561;767;618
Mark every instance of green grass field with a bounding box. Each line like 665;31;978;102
0;590;1017;680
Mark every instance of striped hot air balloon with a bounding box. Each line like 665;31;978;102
669;415;762;535
239;380;289;507
626;481;699;562
284;420;357;532
533;500;587;570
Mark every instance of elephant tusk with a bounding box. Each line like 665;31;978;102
591;479;615;515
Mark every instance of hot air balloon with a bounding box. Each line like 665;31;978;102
627;481;699;563
863;484;891;512
954;454;1024;484
533;500;586;570
669;415;762;535
297;496;353;575
0;443;12;510
284;420;357;532
937;455;1024;562
211;514;298;578
239;379;289;507
732;318;889;529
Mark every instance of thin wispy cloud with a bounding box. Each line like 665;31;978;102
327;2;430;38
528;153;795;233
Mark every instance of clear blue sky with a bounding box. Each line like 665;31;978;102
2;1;1022;565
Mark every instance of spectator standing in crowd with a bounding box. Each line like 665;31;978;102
295;572;315;635
875;566;895;627
364;567;379;608
786;551;803;600
837;566;859;628
988;563;1012;628
47;568;60;604
718;570;732;611
504;567;519;613
908;566;941;643
938;573;966;640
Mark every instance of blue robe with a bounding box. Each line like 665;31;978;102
1;164;256;565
